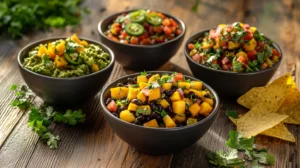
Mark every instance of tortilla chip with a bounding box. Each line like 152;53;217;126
237;103;288;138
270;73;293;85
237;87;266;109
230;117;295;142
283;104;300;125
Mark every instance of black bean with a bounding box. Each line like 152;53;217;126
134;120;142;125
127;78;137;84
165;97;172;104
117;83;124;87
133;77;137;81
136;115;145;122
131;99;142;105
119;106;127;111
204;94;210;98
152;112;162;120
177;123;185;127
156;104;163;112
167;106;173;113
145;116;151;122
198;115;206;121
171;86;177;90
188;92;195;98
105;98;112;105
116;106;122;114
111;113;118;118
164;90;175;97
150;103;157;111
146;74;153;79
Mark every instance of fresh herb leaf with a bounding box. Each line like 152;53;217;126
232;57;244;72
116;99;129;106
194;42;200;50
226;130;254;150
148;82;160;89
161;109;167;117
10;84;18;91
53;109;86;126
264;45;273;57
251;149;275;165
136;107;151;116
207;149;245;168
225;110;239;119
41;132;60;149
232;31;246;43
257;52;265;64
10;84;33;110
140;71;148;76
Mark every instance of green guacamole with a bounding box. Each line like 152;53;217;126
23;36;110;78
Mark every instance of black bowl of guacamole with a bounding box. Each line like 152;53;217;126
18;36;115;104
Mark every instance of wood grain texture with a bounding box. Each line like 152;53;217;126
0;0;299;168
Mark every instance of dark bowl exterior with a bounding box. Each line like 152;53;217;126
185;30;282;98
100;71;220;155
18;37;115;104
98;10;186;70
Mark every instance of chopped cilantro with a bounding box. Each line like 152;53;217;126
232;57;244;72
148;82;160;89
161;110;167;117
257;52;265;64
225;110;239;119
136;107;151;116
140;71;148;76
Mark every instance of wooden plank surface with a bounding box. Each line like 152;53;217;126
0;0;299;168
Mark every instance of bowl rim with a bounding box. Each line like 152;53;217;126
18;36;115;81
97;9;186;48
184;29;283;76
100;71;220;131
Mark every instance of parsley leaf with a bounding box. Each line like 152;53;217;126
225;110;239;119
148;82;160;89
41;132;60;149
10;84;33;110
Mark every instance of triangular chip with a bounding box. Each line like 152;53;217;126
237;103;288;138
230;117;295;142
270;73;294;85
237;87;266;109
283;103;300;125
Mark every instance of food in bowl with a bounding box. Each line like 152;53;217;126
23;34;111;78
187;22;281;72
105;72;215;128
104;9;182;45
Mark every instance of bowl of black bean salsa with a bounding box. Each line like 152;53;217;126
100;71;220;155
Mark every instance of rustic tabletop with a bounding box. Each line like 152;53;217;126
0;0;299;167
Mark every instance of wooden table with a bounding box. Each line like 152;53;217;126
0;0;299;167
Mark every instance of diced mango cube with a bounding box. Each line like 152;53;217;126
47;43;55;59
137;75;148;84
189;103;201;117
54;55;68;68
173;114;186;123
161;75;169;80
120;110;135;123
162;83;172;90
139;105;152;113
250;27;257;33
139;82;150;89
243;38;257;51
190;81;202;90
76;47;85;53
148;88;161;102
202;41;213;49
137;91;146;103
127;88;141;101
170;91;181;102
186;118;197;125
148;74;160;83
55;40;66;56
172;100;186;115
71;34;82;45
178;82;190;90
143;119;159;128
92;64;99;72
204;98;214;106
189;89;203;97
110;87;129;100
199;102;213;116
159;99;170;108
183;98;193;106
236;51;247;58
228;41;240;50
81;40;89;47
38;45;47;57
163;115;176;128
128;103;138;111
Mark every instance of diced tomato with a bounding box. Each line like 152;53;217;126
188;43;194;50
221;56;230;65
192;54;201;62
272;49;280;57
163;26;172;35
138;32;149;41
170;19;178;28
237;55;247;67
170;26;176;33
148;26;154;34
174;73;184;82
176;29;182;35
140;38;152;45
247;50;257;60
244;33;253;40
153;26;163;33
143;22;150;30
130;36;139;44
209;29;216;38
107;100;117;112
243;24;250;30
212;60;218;64
222;63;232;71
261;63;268;70
154;36;163;43
226;26;233;32
108;34;119;42
120;40;129;44
162;18;171;26
119;31;128;39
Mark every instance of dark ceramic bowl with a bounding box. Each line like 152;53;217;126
100;71;220;155
98;10;186;70
185;30;282;98
18;37;115;104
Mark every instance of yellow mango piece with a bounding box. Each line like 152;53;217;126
81;40;88;47
38;45;47;57
128;103;138;111
189;89;203;97
71;34;82;44
178;82;190;90
139;82;150;89
137;75;148;84
250;27;257;33
228;41;240;50
170;91;181;102
161;75;169;80
243;38;257;51
55;40;66;56
92;64;99;72
172;100;186;115
189;103;201;117
137;91;146;103
162;83;172;90
47;43;56;59
148;88;161;102
148;74;160;83
183;89;190;94
187;118;198;125
110;87;129;100
163;115;176;128
127;88;141;101
54;55;68;68
236;51;247;58
199;102;213;116
76;47;85;53
120;110;135;123
190;81;202;90
204;98;214;106
139;105;152;113
159;99;170;108
143;119;159;128
202;41;213;49
183;98;193;106
173;114;186;123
